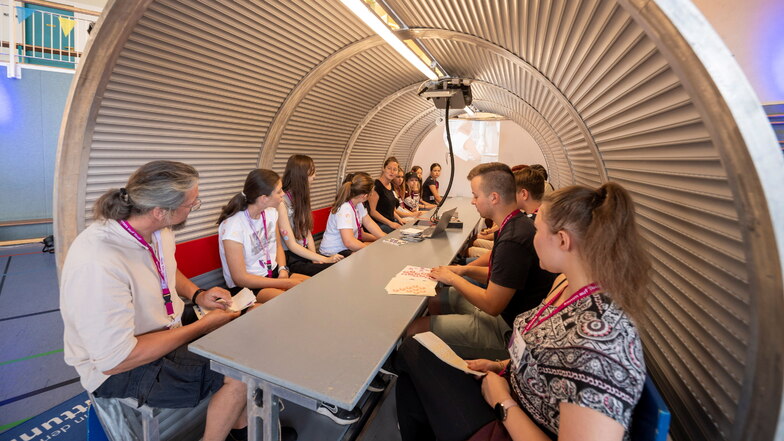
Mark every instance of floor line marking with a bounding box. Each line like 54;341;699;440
0;349;64;367
0;416;34;433
0;256;11;299
0;308;60;323
0;251;44;258
0;377;81;408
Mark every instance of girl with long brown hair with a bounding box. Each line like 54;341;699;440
392;168;419;221
395;181;650;441
368;156;405;232
319;172;387;255
278;155;344;276
217;169;309;303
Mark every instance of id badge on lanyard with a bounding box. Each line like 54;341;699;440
508;331;527;372
167;315;182;329
245;210;273;277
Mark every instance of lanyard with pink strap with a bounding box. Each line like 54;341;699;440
244;209;273;277
348;200;363;241
486;209;522;282
118;220;175;320
523;282;601;333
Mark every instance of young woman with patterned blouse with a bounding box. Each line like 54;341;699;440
395;182;650;441
403;171;435;211
392;169;419;221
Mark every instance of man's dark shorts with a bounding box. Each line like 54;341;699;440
92;344;223;408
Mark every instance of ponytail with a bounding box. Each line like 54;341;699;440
217;193;249;224
93;188;134;220
332;172;373;213
217;169;280;224
543;182;650;318
332;182;354;214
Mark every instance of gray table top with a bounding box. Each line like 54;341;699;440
189;197;481;409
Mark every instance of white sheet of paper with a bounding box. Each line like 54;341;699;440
227;287;256;312
193;287;256;319
413;332;487;376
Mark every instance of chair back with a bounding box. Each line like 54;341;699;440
630;375;671;441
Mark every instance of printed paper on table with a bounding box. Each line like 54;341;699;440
385;265;438;296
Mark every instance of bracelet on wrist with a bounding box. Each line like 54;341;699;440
192;288;206;306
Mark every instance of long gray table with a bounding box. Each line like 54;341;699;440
189;197;481;441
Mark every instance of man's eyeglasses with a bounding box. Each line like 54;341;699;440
184;197;202;212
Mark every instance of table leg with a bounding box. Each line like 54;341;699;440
210;361;318;441
244;379;279;441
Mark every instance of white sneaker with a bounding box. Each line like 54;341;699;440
316;402;361;425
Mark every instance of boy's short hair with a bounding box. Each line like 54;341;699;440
513;167;545;201
529;164;548;180
467;163;516;203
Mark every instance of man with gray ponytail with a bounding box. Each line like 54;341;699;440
60;161;253;441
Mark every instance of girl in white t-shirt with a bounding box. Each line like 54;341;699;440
319;172;387;255
217;169;309;303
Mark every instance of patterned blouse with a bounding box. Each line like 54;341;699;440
509;289;645;439
403;191;420;212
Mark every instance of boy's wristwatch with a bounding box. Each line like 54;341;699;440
494;399;519;421
278;265;289;273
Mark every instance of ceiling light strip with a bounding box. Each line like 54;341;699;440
340;0;439;80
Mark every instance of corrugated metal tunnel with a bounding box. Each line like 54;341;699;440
53;1;784;440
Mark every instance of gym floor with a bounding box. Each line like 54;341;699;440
0;242;401;440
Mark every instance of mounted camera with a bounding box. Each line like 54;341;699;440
417;78;473;109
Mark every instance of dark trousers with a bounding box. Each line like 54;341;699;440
379;223;396;234
284;250;334;276
394;337;495;441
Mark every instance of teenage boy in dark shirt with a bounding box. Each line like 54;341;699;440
406;163;556;360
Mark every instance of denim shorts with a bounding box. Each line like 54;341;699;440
93;345;224;408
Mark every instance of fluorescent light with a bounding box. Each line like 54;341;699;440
340;0;439;80
464;106;475;115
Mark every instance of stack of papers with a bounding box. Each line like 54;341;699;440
385;265;438;296
398;228;425;243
